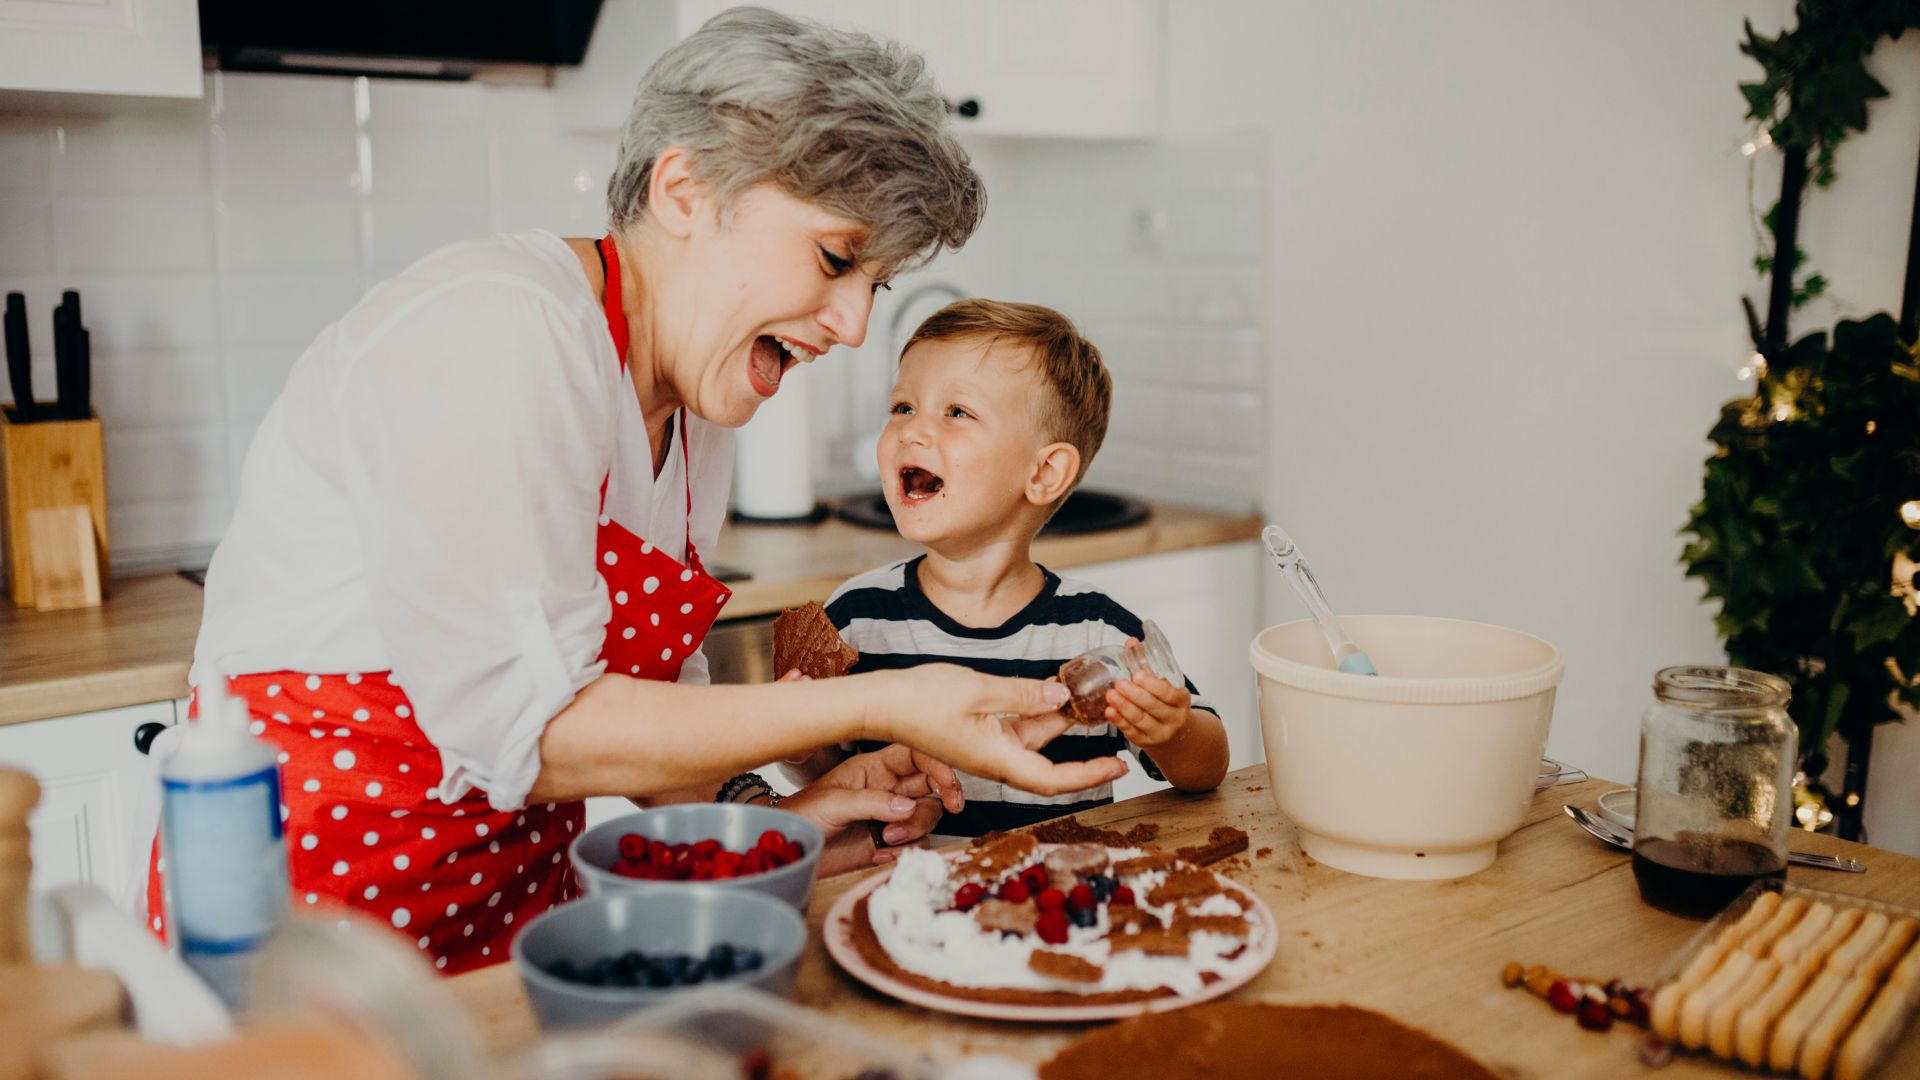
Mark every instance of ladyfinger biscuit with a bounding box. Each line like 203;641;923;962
1728;890;1784;947
1708;956;1781;1060
1826;911;1891;975
1746;894;1814;958
1772;901;1838;965
1888;929;1920;988
1655;933;1742;1038
1802;907;1867;970
1798;974;1879;1080
1857;917;1919;983
1834;969;1920;1080
1768;968;1848;1072
1736;960;1819;1067
1681;948;1756;1050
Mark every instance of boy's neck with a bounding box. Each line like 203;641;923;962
917;533;1047;629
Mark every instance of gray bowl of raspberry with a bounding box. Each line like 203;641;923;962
570;804;824;911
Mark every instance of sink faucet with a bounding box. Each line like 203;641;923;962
886;281;968;360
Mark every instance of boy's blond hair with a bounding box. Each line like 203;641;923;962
902;299;1111;491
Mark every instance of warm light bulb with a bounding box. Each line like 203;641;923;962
1737;366;1754;381
1742;141;1759;156
1867;420;1878;435
1751;353;1768;378
1757;130;1774;148
1772;402;1794;422
1902;500;1920;530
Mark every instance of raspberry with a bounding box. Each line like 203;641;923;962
953;882;987;911
1067;883;1095;911
757;829;787;851
1021;865;1050;894
781;841;805;864
1577;1000;1613;1032
997;880;1030;904
693;838;722;858
1111;885;1136;906
649;840;672;866
618;834;647;860
1035;888;1066;912
1036;910;1070;945
1547;980;1579;1014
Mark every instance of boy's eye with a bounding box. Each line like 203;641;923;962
889;402;913;415
946;405;971;419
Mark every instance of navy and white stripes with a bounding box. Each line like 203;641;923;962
825;557;1216;837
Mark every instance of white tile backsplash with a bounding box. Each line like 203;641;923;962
2;73;1267;573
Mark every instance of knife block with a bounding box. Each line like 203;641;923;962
0;408;108;609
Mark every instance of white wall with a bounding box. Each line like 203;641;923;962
1160;0;1920;851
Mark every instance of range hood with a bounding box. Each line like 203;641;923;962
199;1;605;80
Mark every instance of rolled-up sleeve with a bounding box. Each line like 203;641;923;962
335;275;615;810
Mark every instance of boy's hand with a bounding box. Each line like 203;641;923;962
1106;670;1193;748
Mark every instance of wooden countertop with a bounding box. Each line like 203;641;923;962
445;769;1920;1077
0;503;1259;727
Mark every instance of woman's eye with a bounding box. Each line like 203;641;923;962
820;247;853;275
872;280;893;295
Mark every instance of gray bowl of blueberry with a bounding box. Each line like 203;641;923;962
511;889;806;1030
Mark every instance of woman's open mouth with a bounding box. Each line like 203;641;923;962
899;466;944;503
747;336;791;398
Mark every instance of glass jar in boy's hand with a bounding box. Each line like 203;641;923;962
1631;666;1795;919
1058;621;1186;726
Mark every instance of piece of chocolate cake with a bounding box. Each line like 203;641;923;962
772;600;859;680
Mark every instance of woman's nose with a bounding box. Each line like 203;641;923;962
818;279;874;350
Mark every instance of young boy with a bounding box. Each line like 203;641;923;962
801;299;1229;839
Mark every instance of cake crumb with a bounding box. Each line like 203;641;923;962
1176;826;1249;866
1255;847;1273;859
1032;815;1130;847
1030;950;1105;984
1123;822;1161;845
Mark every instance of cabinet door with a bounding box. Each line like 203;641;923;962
0;701;174;916
0;0;203;99
1067;542;1263;800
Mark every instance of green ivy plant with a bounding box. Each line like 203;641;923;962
1684;0;1920;796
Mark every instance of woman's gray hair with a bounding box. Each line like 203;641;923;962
607;6;985;275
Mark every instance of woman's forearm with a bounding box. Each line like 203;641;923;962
526;671;887;803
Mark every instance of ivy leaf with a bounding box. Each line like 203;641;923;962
1846;594;1913;650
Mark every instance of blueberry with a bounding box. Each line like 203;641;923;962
1088;874;1117;902
1068;905;1097;928
685;960;710;985
707;943;737;977
645;961;674;988
549;959;579;982
669;955;695;983
736;947;764;972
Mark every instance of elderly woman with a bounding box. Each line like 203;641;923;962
148;8;1124;973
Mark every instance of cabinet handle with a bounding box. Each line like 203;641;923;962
133;722;168;756
950;97;981;119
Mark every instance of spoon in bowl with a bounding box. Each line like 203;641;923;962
1261;524;1378;675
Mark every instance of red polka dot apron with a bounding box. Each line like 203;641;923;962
149;235;733;974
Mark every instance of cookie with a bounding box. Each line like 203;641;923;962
1680;948;1754;1050
1767;968;1847;1072
1744;894;1812;958
1834;937;1920;1080
1797;973;1879;1080
1735;959;1818;1067
1706;957;1780;1060
1771;902;1837;965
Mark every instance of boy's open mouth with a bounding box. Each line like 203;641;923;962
900;467;944;502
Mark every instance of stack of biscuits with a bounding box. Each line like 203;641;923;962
1650;889;1920;1079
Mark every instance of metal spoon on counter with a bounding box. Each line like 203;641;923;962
1562;805;1864;873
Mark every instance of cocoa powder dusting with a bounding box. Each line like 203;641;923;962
1030;815;1130;847
1122;822;1160;845
1039;1003;1501;1080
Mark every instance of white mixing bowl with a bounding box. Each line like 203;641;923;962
1249;615;1564;880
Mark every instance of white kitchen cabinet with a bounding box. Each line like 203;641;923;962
566;0;1161;138
1067;541;1264;801
0;0;203;99
0;699;176;918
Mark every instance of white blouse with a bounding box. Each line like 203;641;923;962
195;231;735;811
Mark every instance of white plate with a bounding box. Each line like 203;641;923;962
821;847;1278;1023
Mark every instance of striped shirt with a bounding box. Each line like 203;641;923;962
825;556;1218;837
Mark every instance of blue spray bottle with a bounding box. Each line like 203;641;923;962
160;675;289;1009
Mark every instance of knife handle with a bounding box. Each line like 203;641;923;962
4;293;31;421
70;327;90;421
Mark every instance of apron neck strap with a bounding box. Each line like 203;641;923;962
599;235;698;548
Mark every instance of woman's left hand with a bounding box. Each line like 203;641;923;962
779;744;965;875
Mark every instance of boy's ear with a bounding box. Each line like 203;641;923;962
1025;442;1082;508
646;146;711;239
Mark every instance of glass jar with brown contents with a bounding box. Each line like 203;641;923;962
1057;621;1186;726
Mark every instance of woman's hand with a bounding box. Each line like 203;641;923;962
860;665;1129;796
780;744;965;875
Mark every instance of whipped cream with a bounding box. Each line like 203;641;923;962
866;846;1267;997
